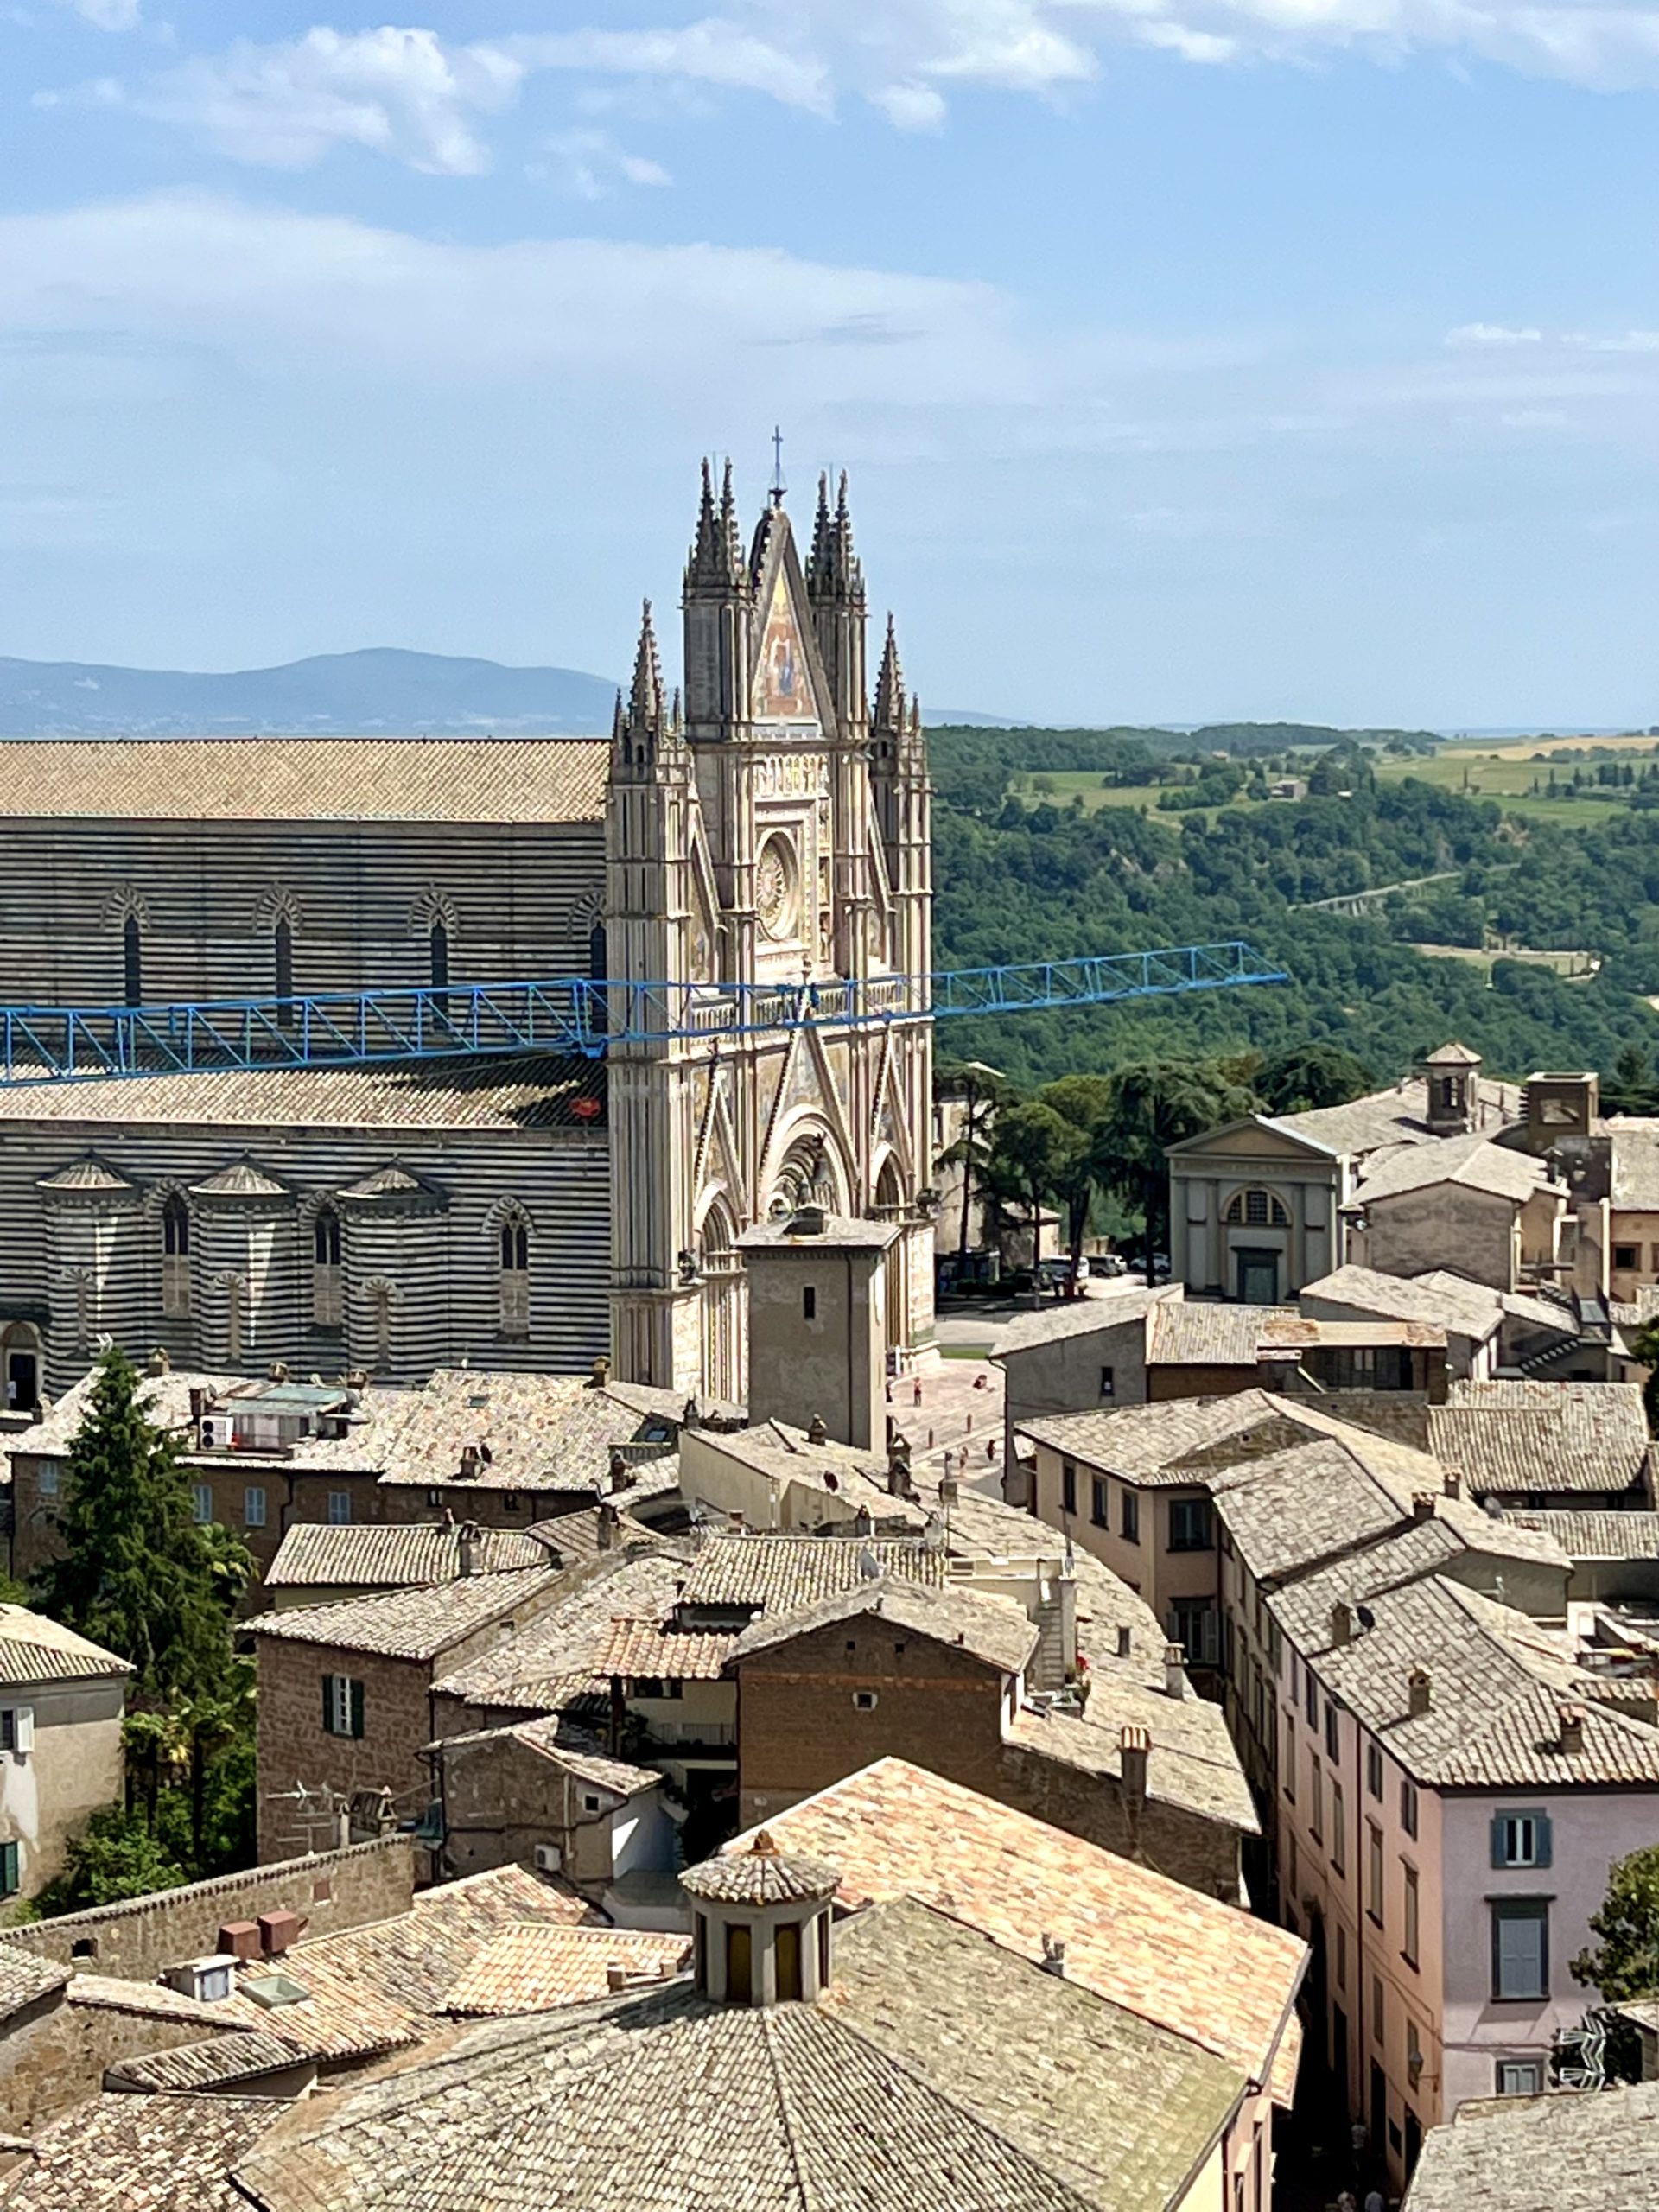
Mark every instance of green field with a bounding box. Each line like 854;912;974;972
1372;746;1657;826
1008;771;1237;822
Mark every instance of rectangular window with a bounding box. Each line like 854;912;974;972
191;1483;213;1525
0;1840;19;1898
1168;1497;1213;1552
1491;1901;1549;2001
1169;1599;1218;1667
327;1490;352;1525
1061;1460;1077;1516
1367;1821;1384;1925
1403;1864;1420;1967
243;1484;268;1529
1090;1477;1108;1529
1336;1922;1347;1990
1497;2060;1543;2096
1120;1490;1140;1544
803;1287;817;1321
1613;1243;1640;1272
0;1708;34;1757
1491;1809;1552;1870
1332;1778;1346;1874
1402;1780;1420;1840
36;1465;57;1499
1310;1757;1325;1841
1325;1700;1339;1761
1371;1974;1385;2044
1283;1713;1297;1802
322;1674;365;1739
1305;1672;1319;1730
1098;1364;1116;1400
1366;1743;1383;1799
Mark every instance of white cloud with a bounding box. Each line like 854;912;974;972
536;128;672;200
56;0;140;26
44;28;524;175
1446;323;1545;346
866;81;949;129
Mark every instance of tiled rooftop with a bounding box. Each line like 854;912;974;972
1353;1130;1547;1205
266;1522;550;1590
689;1421;931;1529
435;1714;661;1799
251;1563;563;1662
1427;1380;1651;1497
0;736;609;823
597;1618;739;1680
441;1923;689;2014
1211;1437;1421;1584
1401;2078;1659;2210
1147;1302;1300;1367
1507;1510;1659;1560
0;1607;129;1689
1007;1687;1260;1834
992;1287;1171;1357
0;1942;67;2022
728;1576;1039;1677
1609;1122;1659;1213
0;2092;276;2212
429;1550;687;1710
1301;1263;1505;1340
737;1756;1306;2101
677;1531;947;1613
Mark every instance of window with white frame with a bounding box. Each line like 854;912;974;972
1491;1808;1551;1869
1496;2060;1543;2096
191;1483;213;1524
327;1490;352;1525
322;1674;365;1738
243;1484;267;1529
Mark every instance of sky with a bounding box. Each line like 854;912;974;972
5;4;1659;726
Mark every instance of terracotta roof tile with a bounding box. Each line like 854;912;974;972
677;1531;948;1612
596;1618;737;1680
0;2092;274;2212
441;1923;688;2014
250;1564;562;1662
1428;1381;1651;1497
266;1522;550;1590
728;1576;1039;1677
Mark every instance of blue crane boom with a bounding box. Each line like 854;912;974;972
0;940;1286;1089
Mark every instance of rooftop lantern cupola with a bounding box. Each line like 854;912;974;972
1417;1040;1483;1135
680;1830;840;2007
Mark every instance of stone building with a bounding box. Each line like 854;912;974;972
0;1608;129;1904
0;466;934;1406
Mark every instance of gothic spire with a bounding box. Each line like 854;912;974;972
628;598;666;738
872;613;906;734
685;458;746;594
806;468;863;605
807;471;833;592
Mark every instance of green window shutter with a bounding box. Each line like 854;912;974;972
321;1675;336;1735
0;1840;20;1897
1535;1814;1553;1869
349;1679;365;1740
1490;1813;1506;1867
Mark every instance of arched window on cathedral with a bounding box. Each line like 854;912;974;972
312;1205;342;1331
123;912;143;1007
499;1211;530;1337
588;920;608;1038
161;1193;191;1318
274;915;295;1030
429;919;450;1020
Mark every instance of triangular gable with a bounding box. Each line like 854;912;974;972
693;1062;746;1205
759;1020;858;1190
749;513;834;730
869;1031;914;1182
1166;1115;1341;1166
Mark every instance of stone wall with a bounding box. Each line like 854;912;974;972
256;1644;438;1864
4;1834;413;1976
996;1741;1241;1902
0;1986;219;2133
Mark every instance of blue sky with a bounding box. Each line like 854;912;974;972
5;3;1659;725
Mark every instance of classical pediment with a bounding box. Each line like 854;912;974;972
1167;1116;1340;1168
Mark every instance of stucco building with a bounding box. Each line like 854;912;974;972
0;1608;129;1904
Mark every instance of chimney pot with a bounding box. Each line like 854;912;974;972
609;1451;630;1494
807;1414;828;1446
1163;1643;1187;1700
1120;1722;1151;1802
1442;1470;1462;1501
590;1356;611;1389
148;1347;171;1376
1408;1666;1432;1717
457;1521;481;1578
1411;1491;1435;1522
1559;1702;1586;1753
1039;1932;1066;1978
606;1962;629;1992
1331;1601;1353;1647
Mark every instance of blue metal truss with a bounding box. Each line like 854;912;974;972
0;939;1286;1089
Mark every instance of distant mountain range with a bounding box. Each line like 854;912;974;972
0;648;620;737
0;647;1013;738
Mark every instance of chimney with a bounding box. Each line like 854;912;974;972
589;1356;611;1389
606;1962;630;1992
148;1347;171;1376
268;1361;289;1383
1408;1666;1432;1717
457;1444;480;1480
1442;1469;1462;1502
218;1920;261;1962
609;1451;630;1495
457;1521;480;1578
188;1386;206;1424
1116;1624;1133;1659
257;1910;303;1957
807;1415;828;1446
1120;1722;1150;1803
1163;1643;1187;1700
1559;1702;1586;1753
597;1504;619;1553
938;1472;959;1510
1330;1601;1353;1647
1039;1932;1066;1979
1411;1491;1435;1522
853;1506;874;1537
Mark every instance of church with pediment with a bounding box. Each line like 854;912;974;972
0;465;934;1407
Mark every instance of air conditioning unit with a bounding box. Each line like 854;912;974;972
533;1842;563;1875
162;1954;238;2003
199;1418;225;1450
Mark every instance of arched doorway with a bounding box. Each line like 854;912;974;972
0;1323;40;1413
874;1156;907;1366
698;1195;744;1404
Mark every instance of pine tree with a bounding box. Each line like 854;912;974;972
35;1348;248;1707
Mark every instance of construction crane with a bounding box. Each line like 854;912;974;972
0;940;1286;1089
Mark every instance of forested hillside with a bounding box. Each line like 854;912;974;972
930;735;1659;1088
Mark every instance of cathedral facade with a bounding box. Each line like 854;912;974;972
0;467;934;1405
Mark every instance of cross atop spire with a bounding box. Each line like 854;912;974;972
872;612;906;734
770;423;786;507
